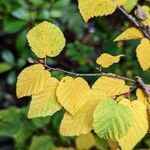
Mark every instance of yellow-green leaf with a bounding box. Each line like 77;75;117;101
60;90;101;136
123;0;138;12
118;99;149;150
114;27;144;41
27;21;66;58
16;64;50;98
136;38;150;71
78;0;126;22
93;98;133;140
28;77;61;118
76;132;96;150
56;76;90;115
96;53;124;68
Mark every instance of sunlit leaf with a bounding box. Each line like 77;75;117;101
136;38;150;71
96;53;124;68
93;98;133;140
114;27;143;41
28;77;61;118
16;64;50;98
56;76;90;115
78;0;126;22
27;21;66;58
118;98;149;150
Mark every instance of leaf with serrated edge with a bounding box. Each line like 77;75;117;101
27;21;66;58
56;76;90;115
114;27;143;41
78;0;125;22
118;98;149;150
93;98;133;140
96;53;124;68
92;76;130;100
16;64;50;98
28;77;61;118
60;90;100;136
136;38;150;71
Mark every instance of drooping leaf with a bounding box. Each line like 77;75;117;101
78;0;126;22
114;27;144;41
60;90;100;136
16;64;50;98
118;99;149;150
28;77;61;118
76;132;96;149
56;76;90;115
96;53;124;68
136;38;150;71
29;136;54;150
27;21;66;58
93;98;133;140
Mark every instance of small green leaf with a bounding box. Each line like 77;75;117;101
2;50;15;64
93;98;133;140
29;136;54;150
3;19;26;33
0;63;13;73
0;107;21;136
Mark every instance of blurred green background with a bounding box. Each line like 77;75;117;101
0;0;150;149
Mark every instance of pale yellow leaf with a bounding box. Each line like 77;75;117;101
78;0;126;22
92;76;130;100
16;64;50;98
28;77;61;118
60;90;101;136
136;38;150;71
96;53;124;68
118;99;149;150
56;76;90;115
114;27;143;41
27;21;66;58
76;132;96;150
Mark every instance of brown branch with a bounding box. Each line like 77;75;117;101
112;0;150;39
28;57;135;83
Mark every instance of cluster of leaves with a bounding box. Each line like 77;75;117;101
16;0;150;148
1;0;150;149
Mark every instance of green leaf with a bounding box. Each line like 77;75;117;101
123;0;138;12
0;107;21;136
3;19;26;33
29;136;54;150
0;63;13;73
12;8;30;20
93;98;133;140
2;50;15;64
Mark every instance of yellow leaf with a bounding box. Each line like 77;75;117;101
60;77;129;136
96;53;124;68
76;132;96;149
92;76;130;100
16;64;50;98
28;77;61;118
27;21;66;58
136;88;149;106
114;27;143;41
60;90;101;136
56;76;90;115
78;0;126;22
136;38;150;71
118;99;149;150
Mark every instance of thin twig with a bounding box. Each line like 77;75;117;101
28;57;135;83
